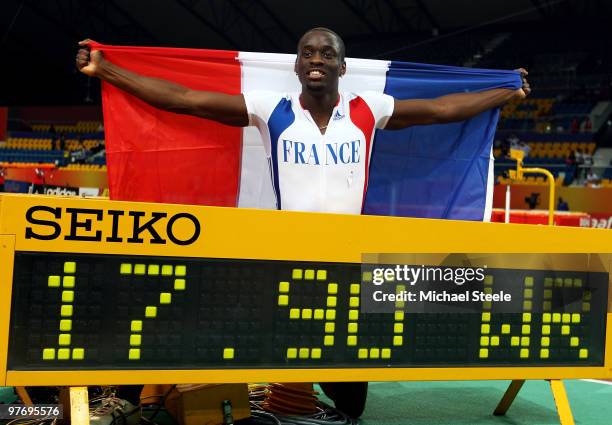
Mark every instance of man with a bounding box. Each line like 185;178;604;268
70;138;88;164
76;27;530;417
557;197;569;211
586;168;600;187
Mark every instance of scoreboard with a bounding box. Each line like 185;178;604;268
0;194;611;386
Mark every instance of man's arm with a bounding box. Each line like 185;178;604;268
76;41;249;127
385;69;530;130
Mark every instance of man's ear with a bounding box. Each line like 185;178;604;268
294;59;298;74
340;61;346;77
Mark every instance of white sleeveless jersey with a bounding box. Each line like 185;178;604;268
244;91;394;214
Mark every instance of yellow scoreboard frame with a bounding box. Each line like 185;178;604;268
0;193;611;387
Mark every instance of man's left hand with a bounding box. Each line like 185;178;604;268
515;68;531;99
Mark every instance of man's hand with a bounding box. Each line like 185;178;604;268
76;40;103;77
72;40;248;126
515;68;531;99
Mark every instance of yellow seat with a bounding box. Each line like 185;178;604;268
586;142;595;154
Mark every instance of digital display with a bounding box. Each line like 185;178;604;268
8;252;608;370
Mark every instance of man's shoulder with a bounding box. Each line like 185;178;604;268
243;91;296;106
243;91;296;117
244;90;293;99
346;91;392;102
344;90;375;97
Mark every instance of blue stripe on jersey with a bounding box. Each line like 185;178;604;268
267;98;295;210
364;61;520;220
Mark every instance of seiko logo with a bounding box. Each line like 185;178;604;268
333;110;344;120
25;206;201;245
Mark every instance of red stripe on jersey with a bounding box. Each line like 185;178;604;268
348;96;375;212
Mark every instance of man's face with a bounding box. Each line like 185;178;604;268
295;31;346;92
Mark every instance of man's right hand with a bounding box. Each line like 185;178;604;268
72;39;249;126
76;40;103;77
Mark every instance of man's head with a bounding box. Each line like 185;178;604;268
295;27;346;94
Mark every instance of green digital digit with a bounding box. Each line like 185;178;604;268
540;278;589;360
279;268;330;360
352;273;403;360
478;275;531;360
119;263;186;360
42;261;85;361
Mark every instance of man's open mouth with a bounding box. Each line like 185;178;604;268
307;69;325;80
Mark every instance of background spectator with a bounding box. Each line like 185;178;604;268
570;117;579;133
557;197;569;211
70;139;88;164
586;168;600;187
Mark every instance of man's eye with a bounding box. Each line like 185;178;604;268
303;51;312;57
323;52;334;59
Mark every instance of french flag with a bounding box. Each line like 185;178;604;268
94;43;520;220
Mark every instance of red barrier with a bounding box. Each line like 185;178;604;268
490;209;590;227
3;166;108;194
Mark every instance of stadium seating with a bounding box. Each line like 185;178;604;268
494;141;594;160
528;141;595;159
1;121;106;167
4;138;53;150
499;97;594;133
31;121;102;134
61;164;107;171
0;149;65;164
496;174;565;186
494;156;576;185
2;120;106;167
501;98;554;120
64;139;103;152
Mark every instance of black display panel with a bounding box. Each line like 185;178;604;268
7;252;608;370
